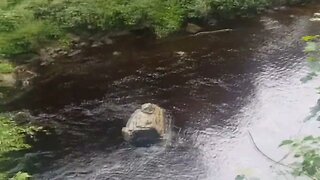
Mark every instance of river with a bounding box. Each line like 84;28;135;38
5;3;320;180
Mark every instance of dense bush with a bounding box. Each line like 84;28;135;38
0;0;309;57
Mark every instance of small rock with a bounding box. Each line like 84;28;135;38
102;36;113;45
314;13;320;18
109;30;131;37
79;42;88;47
186;23;202;34
69;34;81;43
208;18;217;26
273;7;280;11
279;6;286;10
39;49;54;65
265;9;275;14
61;51;68;56
91;41;103;48
68;50;82;57
175;51;186;56
54;48;63;53
310;18;320;22
273;6;286;11
14;67;37;88
113;51;121;56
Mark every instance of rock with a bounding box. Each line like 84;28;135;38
79;42;88;47
273;6;286;11
68;50;82;57
122;103;167;145
0;73;16;87
68;34;81;43
311;13;320;22
14;66;37;88
314;13;320;18
91;41;103;48
310;18;320;22
175;51;186;56
208;18;217;26
39;49;54;66
186;23;202;34
13;111;35;124
102;36;113;45
113;51;121;56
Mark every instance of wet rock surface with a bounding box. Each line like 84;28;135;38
122;103;167;145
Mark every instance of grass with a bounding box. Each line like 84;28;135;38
0;61;14;74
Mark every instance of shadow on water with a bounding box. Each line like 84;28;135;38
2;2;320;179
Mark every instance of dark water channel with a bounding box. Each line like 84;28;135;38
6;3;320;180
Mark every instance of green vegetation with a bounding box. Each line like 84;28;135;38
0;114;37;179
303;35;320;55
273;33;320;180
10;172;32;180
0;61;14;74
280;137;320;179
0;0;308;57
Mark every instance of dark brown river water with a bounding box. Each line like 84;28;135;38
5;3;320;180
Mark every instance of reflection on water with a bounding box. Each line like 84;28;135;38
4;3;320;180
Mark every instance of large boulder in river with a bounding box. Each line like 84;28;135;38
122;103;167;145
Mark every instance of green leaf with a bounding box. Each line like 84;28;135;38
235;175;246;180
303;136;314;141
279;140;294;147
302;35;320;42
10;172;31;180
294;154;301;158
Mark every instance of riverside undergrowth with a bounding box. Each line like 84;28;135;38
0;113;41;179
0;0;310;58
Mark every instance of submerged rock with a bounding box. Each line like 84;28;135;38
122;103;167;145
13;111;35;124
207;18;217;26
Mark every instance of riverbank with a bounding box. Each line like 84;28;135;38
0;0;311;59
